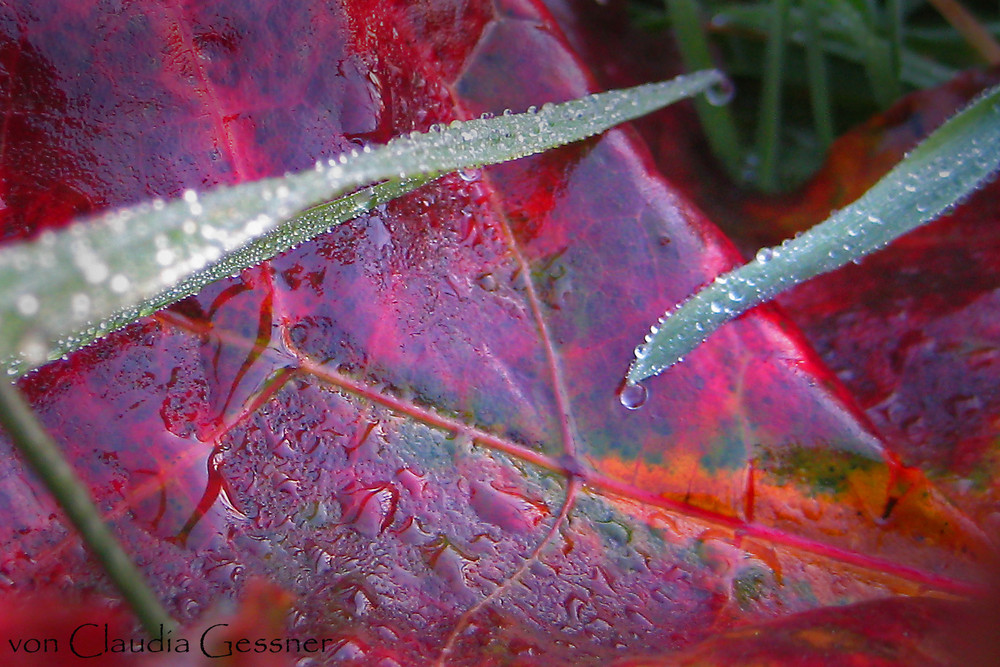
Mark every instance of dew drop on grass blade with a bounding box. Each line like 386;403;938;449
0;70;727;378
626;82;1000;387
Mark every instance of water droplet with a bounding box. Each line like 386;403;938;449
618;382;647;410
109;274;130;294
71;293;91;319
633;345;648;359
16;294;38;316
755;247;773;263
705;75;735;106
458;168;481;182
156;248;176;266
710;301;723;313
18;334;47;365
475;273;498;291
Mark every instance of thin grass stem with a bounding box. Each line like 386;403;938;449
0;380;176;636
665;0;742;175
804;0;835;149
754;0;790;191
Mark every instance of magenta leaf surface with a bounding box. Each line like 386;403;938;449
0;1;996;664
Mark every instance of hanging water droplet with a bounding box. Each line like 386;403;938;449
704;75;735;106
618;382;648;410
634;345;648;359
458;168;481;182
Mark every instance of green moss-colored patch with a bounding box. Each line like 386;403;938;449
756;444;881;496
700;434;746;473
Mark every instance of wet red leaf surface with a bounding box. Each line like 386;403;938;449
0;0;998;664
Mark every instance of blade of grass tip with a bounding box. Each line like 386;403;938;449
927;0;1000;64
664;0;742;175
0;380;176;635
804;0;835;150
627;82;1000;385
0;70;726;378
754;0;790;192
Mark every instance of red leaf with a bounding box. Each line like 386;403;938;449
0;0;996;664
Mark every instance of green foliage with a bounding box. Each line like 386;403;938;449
632;0;995;190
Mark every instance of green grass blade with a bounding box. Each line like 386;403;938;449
804;0;835;149
713;4;955;89
887;0;904;91
826;0;899;107
665;0;742;175
754;0;790;191
0;70;726;378
627;82;1000;384
0;380;176;635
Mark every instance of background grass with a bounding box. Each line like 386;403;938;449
629;0;999;191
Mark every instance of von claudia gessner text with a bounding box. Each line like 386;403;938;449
5;623;338;659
